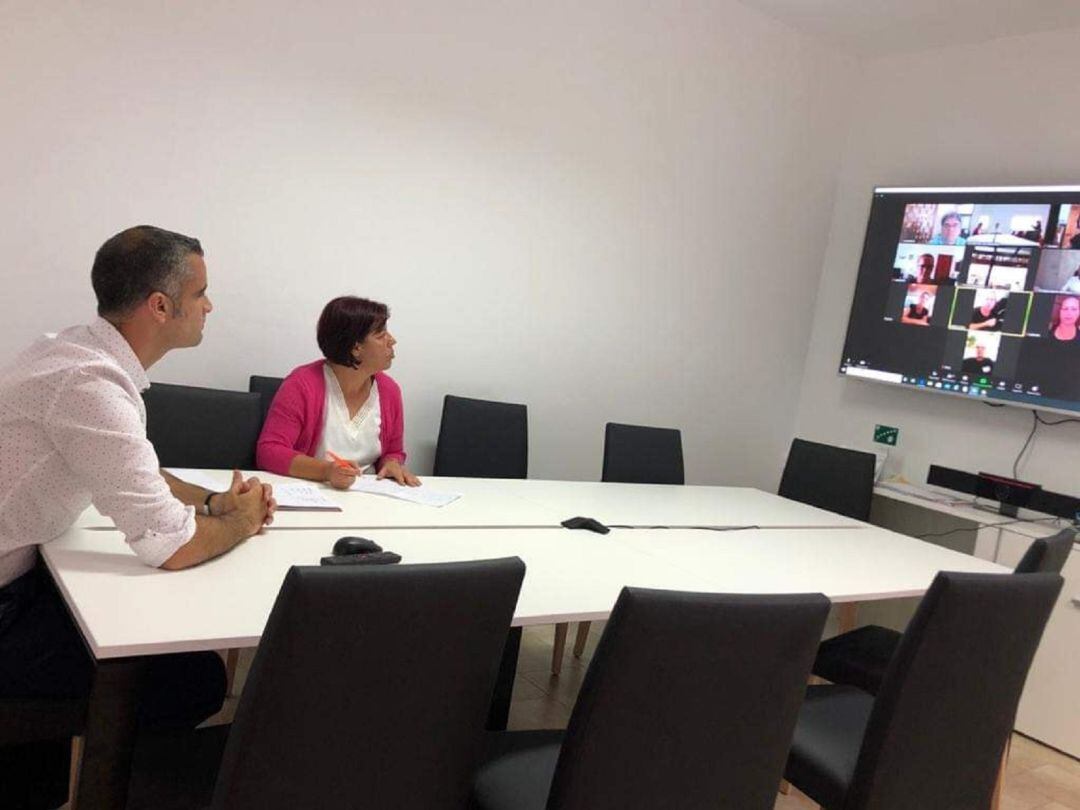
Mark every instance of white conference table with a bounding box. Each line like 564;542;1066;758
74;473;566;531
74;473;864;531
45;476;1009;810
43;523;1007;660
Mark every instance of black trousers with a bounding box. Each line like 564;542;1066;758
0;562;227;808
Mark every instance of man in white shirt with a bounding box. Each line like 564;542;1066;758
0;226;275;799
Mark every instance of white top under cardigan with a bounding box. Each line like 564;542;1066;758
314;364;382;471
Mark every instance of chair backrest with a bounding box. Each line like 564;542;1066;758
1014;527;1075;574
211;557;525;810
143;383;262;469
547;587;830;810
848;571;1063;810
248;375;284;431
778;438;876;521
433;395;527;479
601;422;684;485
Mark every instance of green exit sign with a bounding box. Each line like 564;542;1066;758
874;424;899;446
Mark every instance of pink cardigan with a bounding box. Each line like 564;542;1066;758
256;360;406;476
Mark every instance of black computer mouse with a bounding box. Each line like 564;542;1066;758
333;536;383;556
561;516;610;534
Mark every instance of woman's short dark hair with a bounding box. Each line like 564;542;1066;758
91;225;203;317
317;296;390;367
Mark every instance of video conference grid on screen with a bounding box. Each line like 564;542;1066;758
839;188;1080;415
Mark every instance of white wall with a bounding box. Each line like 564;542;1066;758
0;0;853;486
795;27;1080;495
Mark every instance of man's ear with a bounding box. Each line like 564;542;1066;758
146;292;172;324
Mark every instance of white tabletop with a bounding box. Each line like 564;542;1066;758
495;479;865;528
74;474;861;531
74;472;566;530
611;526;1007;602
41;523;1008;659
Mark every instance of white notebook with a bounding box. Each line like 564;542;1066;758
165;469;342;511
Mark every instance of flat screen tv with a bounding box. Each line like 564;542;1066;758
839;186;1080;415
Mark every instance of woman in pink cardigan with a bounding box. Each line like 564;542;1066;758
256;296;420;489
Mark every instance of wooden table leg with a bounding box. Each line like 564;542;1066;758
573;621;591;658
224;648;240;696
837;602;859;634
551;623;568;675
73;656;147;810
69;735;84;806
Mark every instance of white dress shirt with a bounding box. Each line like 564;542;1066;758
314;364;382;471
0;318;195;587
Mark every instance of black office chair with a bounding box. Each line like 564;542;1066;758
471;587;831;810
143;383;263;469
247;375;284;432
785;570;1063;810
778;438;876;521
601;422;684;485
128;557;526;810
433;395;527;479
557;422;684;674
0;699;86;809
813;528;1075;695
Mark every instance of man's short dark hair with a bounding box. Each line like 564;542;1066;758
91;226;203;317
317;297;390;367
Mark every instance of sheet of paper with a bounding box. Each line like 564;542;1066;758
164;468;224;491
348;477;462;508
274;483;342;511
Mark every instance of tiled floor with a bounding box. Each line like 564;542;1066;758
217;622;1080;809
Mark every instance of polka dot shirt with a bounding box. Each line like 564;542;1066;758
0;318;195;586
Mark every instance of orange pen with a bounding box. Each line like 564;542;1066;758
326;451;360;471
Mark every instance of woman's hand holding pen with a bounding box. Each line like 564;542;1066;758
325;451;361;490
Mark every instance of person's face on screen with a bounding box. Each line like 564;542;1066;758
1060;297;1080;327
940;216;962;244
354;322;396;370
974;344;986;359
164;254;212;348
918;256;934;277
919;292;931;308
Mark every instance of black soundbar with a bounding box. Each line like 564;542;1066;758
927;464;1080;520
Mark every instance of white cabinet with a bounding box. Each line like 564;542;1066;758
1002;530;1080;756
872;489;1079;757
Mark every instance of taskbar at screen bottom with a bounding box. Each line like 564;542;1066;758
839;363;1080;415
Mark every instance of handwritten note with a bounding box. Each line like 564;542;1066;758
274;484;342;511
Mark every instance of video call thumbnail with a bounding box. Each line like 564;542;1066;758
963;246;1033;291
960;331;1001;378
900;284;937;325
1041;294;1080;342
900;202;1054;248
947;288;1029;335
1034;249;1080;292
892;244;965;283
